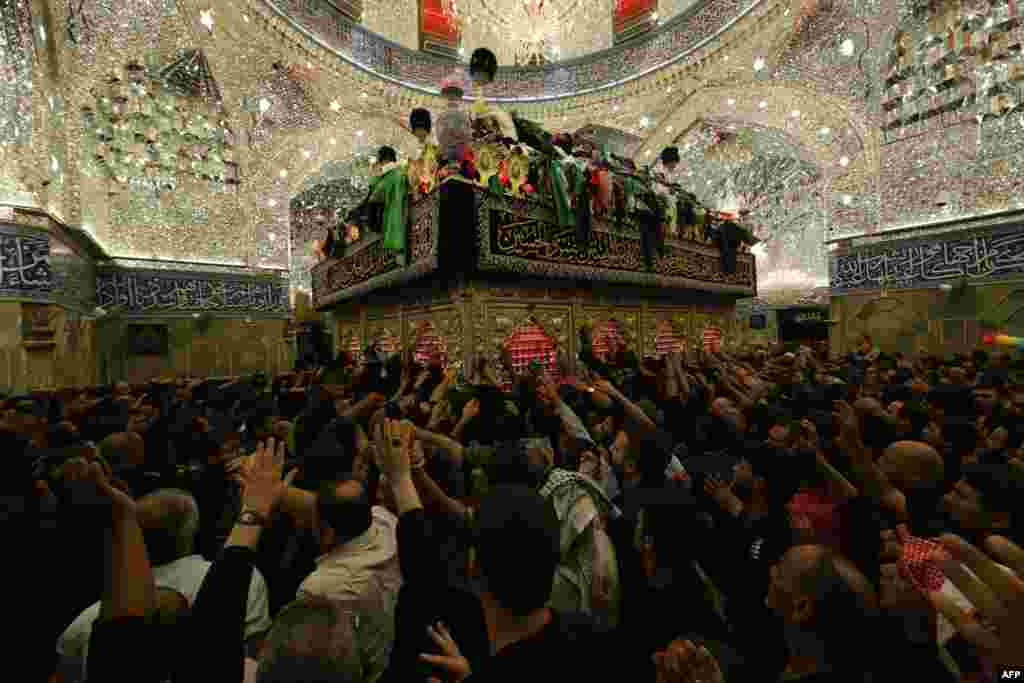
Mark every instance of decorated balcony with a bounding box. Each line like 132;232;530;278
311;178;757;309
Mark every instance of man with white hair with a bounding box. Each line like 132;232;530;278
54;488;272;683
254;596;365;683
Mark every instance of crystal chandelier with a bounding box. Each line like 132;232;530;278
449;0;605;66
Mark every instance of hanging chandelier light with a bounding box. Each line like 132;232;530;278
446;0;611;66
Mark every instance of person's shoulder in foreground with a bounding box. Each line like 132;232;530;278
471;608;623;682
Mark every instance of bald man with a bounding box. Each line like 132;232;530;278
55;489;271;683
872;441;945;529
766;545;879;681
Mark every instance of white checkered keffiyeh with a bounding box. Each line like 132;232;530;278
539;468;620;616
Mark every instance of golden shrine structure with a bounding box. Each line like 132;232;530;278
309;139;758;374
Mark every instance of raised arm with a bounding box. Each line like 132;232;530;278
72;461;160;683
592;379;656;434
341;392;386;420
180;439;291;682
834;401;906;521
415;426;465;466
409;443;470;519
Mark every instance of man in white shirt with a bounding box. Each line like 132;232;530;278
55;489;272;683
292;479;403;683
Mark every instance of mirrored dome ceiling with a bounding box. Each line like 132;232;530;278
422;0;705;64
267;0;767;99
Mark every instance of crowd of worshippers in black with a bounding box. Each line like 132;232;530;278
6;334;1024;683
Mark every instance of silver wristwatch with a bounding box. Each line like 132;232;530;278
237;510;268;527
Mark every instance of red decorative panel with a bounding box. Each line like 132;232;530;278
503;323;560;383
702;327;724;352
592;319;626;361
654;320;683;357
614;0;656;43
420;0;460;57
413;322;449;366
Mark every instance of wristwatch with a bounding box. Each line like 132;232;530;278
237;510;269;527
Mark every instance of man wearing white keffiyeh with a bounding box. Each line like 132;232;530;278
537;459;622;629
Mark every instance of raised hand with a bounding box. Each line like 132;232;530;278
409;439;427;471
428;399;450;429
704;474;743;517
592;379;620;399
462;398;481;420
420;621;471;683
236;437;292;518
928;534;1024;670
373;418;415;480
414;368;432;389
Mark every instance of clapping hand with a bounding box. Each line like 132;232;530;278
653;639;725;683
420;621;471;683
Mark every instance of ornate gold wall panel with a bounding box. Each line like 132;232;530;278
324;283;739;376
404;305;464;363
232;337;271;376
479;302;572;374
484;304;572;348
366;315;402;353
335;318;363;358
577;305;641;354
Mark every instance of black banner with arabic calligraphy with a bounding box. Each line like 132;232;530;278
482;193;756;290
0;230;52;296
96;269;289;314
829;223;1024;293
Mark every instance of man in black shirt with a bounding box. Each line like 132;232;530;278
376;418;627;683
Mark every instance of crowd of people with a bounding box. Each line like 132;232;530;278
8;328;1024;682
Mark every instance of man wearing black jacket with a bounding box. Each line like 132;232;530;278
376;418;632;683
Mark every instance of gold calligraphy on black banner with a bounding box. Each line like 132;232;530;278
488;207;753;287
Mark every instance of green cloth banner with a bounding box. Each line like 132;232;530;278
370;167;409;252
549;158;574;229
